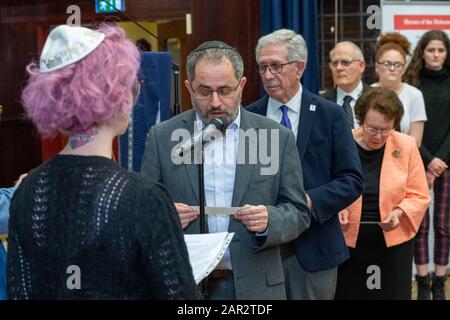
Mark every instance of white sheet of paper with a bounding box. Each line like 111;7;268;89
190;206;241;215
184;232;234;284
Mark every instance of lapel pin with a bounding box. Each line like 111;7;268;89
392;150;400;158
309;104;316;112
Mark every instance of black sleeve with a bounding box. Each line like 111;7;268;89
419;144;434;166
7;194;32;300
435;128;450;164
132;182;202;300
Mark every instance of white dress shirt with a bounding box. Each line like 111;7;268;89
267;85;302;140
195;109;241;270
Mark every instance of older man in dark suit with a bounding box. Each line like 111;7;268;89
247;29;364;300
321;41;370;128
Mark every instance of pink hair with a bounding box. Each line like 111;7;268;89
21;23;141;137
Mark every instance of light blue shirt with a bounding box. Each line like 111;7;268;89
195;109;241;270
0;187;15;235
267;85;302;140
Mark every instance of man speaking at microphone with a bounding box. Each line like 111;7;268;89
141;40;310;300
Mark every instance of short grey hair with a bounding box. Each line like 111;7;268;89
255;29;308;64
186;48;244;82
330;41;365;61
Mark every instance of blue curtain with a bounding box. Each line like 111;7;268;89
0;243;6;300
119;52;172;172
261;0;319;94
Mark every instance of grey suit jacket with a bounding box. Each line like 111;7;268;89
141;107;310;299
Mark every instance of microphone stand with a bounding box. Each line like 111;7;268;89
172;62;180;116
178;118;226;298
199;147;207;235
198;142;208;298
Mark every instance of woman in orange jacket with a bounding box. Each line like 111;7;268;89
335;87;430;300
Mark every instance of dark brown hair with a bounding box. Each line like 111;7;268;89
355;87;404;129
403;30;450;87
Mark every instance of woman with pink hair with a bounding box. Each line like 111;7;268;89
7;23;201;300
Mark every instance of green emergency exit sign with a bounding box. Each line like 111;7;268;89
95;0;125;13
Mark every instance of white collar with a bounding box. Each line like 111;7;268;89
336;81;363;103
267;85;302;116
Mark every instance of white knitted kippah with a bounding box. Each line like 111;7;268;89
39;25;105;73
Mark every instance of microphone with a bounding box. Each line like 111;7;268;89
172;117;229;161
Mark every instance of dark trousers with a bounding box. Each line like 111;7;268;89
335;224;414;300
205;275;235;300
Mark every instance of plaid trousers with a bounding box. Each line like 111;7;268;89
414;169;450;266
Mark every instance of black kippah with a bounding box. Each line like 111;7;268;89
193;40;235;52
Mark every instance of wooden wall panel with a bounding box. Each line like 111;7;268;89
0;0;191;185
189;0;261;107
0;22;42;186
0;0;261;185
1;0;189;24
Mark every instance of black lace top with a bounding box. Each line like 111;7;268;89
7;155;201;300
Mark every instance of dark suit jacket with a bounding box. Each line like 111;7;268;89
141;107;310;299
320;83;371;104
247;88;364;272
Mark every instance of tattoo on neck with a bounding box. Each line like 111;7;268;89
69;128;98;149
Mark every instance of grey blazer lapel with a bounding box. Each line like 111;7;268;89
231;108;256;207
180;110;201;202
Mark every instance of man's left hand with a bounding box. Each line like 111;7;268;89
235;204;268;233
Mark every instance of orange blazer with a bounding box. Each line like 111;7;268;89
342;131;431;248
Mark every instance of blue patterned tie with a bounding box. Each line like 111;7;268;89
342;95;354;128
280;105;292;130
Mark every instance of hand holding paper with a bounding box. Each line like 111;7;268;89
234;204;268;233
175;203;199;229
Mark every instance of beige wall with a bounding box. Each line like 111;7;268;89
117;21;158;51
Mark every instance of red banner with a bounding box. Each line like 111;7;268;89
395;15;450;30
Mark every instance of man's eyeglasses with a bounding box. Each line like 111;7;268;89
363;125;393;136
257;61;298;74
190;80;241;101
377;60;405;69
328;59;360;69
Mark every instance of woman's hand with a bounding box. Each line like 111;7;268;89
14;173;28;187
379;208;404;231
426;169;436;189
428;157;448;177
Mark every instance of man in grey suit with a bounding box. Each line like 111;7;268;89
141;41;310;299
321;41;369;128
